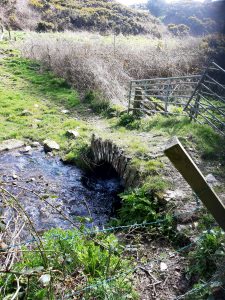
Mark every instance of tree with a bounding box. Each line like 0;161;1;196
146;0;166;17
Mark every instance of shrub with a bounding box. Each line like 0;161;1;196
117;113;140;129
20;32;205;105
84;90;110;113
36;20;55;32
28;0;44;9
117;187;161;225
188;228;225;281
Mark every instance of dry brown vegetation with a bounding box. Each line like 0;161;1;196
20;32;207;104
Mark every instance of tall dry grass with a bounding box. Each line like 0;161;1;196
20;32;206;104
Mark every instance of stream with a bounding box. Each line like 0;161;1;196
0;146;123;235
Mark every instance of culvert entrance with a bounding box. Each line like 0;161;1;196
82;160;124;212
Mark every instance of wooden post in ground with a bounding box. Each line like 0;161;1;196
0;24;4;41
164;136;225;231
133;87;143;117
164;79;171;115
128;81;132;114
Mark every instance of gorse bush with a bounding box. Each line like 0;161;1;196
146;0;225;36
0;0;163;35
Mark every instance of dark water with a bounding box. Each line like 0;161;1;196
0;147;122;233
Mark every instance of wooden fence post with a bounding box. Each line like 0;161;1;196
164;136;225;231
133;87;143;117
128;81;132;114
164;80;171;115
0;24;4;41
190;93;200;121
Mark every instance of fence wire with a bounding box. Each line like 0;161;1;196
0;182;223;299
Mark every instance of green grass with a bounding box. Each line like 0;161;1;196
4;57;79;107
0;43;90;159
131;158;164;175
0;85;87;155
141;115;225;160
118;113;225;161
0;228;137;300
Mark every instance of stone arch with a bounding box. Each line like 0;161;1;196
90;134;140;188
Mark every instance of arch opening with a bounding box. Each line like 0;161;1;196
81;160;124;215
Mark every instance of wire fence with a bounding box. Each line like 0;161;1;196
0;182;224;299
5;206;202;250
57;228;219;299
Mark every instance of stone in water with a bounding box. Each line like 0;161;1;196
43;140;60;152
0;139;24;152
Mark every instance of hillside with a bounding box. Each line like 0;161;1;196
144;0;225;36
0;0;163;35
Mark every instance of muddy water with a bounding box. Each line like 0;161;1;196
0;147;122;234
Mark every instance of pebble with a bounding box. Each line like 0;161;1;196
160;262;168;271
0;241;8;250
0;139;25;152
32;141;41;147
43;140;60;152
61;109;70;114
205;174;219;186
66;130;80;139
20;109;33;116
39;274;51;286
22;146;32;153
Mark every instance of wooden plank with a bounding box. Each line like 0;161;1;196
164;137;225;231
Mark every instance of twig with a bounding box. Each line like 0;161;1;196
13;184;78;227
11;275;21;300
1;187;48;268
